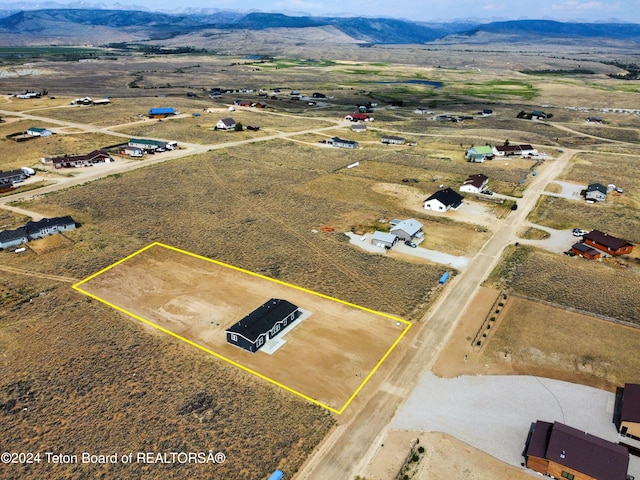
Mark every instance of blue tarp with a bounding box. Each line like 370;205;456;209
268;470;284;480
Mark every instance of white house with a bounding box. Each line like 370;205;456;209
424;187;464;212
217;118;237;130
460;174;489;194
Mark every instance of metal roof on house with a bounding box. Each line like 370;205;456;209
50;150;111;163
545;421;629;480
621;383;640;424
149;107;175;115
584;230;632;251
372;231;397;244
219;117;236;126
390;219;423;236
227;299;299;342
495;144;534;153
425;187;464;207
129;138;165;147
469;145;493;155
28;127;48;133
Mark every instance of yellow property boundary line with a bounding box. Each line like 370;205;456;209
72;242;412;414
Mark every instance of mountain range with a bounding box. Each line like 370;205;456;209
1;9;640;46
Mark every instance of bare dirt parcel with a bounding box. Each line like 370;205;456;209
73;242;411;413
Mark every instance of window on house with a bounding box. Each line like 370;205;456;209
561;472;574;480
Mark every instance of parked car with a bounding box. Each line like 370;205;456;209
572;228;589;237
481;190;494;196
511;203;518;210
404;240;417;248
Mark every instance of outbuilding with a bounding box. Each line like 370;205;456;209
570;242;601;259
371;231;398;249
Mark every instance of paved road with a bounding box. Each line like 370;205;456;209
392;372;640;479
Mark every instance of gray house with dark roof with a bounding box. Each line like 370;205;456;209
0;169;27;185
525;420;629;480
424;187;464;211
390;219;424;241
0;216;76;250
586;183;607;202
226;299;301;353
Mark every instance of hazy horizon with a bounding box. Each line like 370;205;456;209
2;0;640;23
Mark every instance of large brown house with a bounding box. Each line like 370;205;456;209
619;383;640;441
583;230;633;256
525;420;629;480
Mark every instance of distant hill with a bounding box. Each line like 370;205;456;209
0;9;639;46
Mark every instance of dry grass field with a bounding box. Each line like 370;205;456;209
75;243;409;412
485;245;640;325
482;296;640;390
0;119;122;170
0;272;334;480
3;44;640;480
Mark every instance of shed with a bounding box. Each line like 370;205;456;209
371;231;397;249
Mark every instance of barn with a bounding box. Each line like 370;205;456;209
524;420;629;480
226;299;302;353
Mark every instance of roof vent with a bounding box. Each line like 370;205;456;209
560;450;566;459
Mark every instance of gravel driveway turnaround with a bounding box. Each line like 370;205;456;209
392;372;639;477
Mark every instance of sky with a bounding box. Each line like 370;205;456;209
13;0;640;22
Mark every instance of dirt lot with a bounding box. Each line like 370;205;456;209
361;430;533;480
433;287;640;391
75;243;409;412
